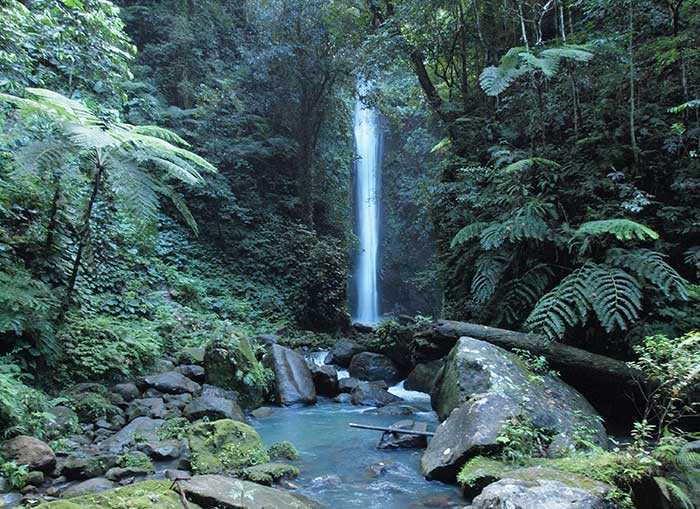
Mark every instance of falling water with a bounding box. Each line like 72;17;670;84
353;88;382;325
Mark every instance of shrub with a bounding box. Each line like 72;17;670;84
0;362;49;438
117;452;154;472
0;460;29;490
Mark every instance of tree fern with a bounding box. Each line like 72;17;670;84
498;264;554;325
471;253;509;304
526;263;597;341
588;266;642;332
479;66;526;97
451;222;491;248
654;476;694;509
480;223;509;250
608;248;688;299
575;219;659;242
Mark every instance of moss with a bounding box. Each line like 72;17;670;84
242;462;300;485
267;441;299;461
33;480;202;509
188;418;269;474
117;452;154;473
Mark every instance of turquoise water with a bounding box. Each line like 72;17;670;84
252;400;464;508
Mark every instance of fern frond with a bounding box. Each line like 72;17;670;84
668;99;700;114
128;125;191;147
479;66;526;97
541;46;594;63
13;138;75;177
589;266;642;332
498;264;554;325
674;451;700;469
521;52;560;78
120;131;216;174
145;155;202;186
106;154;160;226
608;248;688;299
65;123;118;150
684;246;700;269
526;262;597;341
451;222;491;248
654;476;694;509
471;253;509;304
501;157;561;174
160;185;199;235
480;223;509;250
575;219;659;242
509;201;556;242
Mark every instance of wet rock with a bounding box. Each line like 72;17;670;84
310;365;339;396
351;381;402;407
154;359;176;372
366;460;395;478
204;338;265;408
59;453;118;481
333;393;352;404
201;384;238;401
126;397;168;420
366;402;421;416
188;419;269;474
100;417;181;460
266;344;316;406
178;347;206;365
45;406;79;436
25;471;44;486
257;334;280;346
1;436;56;473
143;371;200;395
61;477;115;498
377;420;428;449
242;463;299;486
164;469;191;481
421;337;608;482
184;395;245;422
349;352;402;384
182;474;312;508
404;359;444;393
338;377;360;393
250;407;274;419
472;477;608;509
105;467;150;481
325;339;365;367
176;364;206;382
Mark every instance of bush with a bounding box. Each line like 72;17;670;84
117;452;154;472
54;312;163;384
0;362;49;439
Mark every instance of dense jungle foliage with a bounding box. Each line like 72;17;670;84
0;0;699;506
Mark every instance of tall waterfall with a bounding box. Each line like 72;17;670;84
353;90;382;325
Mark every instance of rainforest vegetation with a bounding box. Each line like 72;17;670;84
0;1;699;508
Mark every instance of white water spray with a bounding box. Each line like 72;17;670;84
353;88;382;325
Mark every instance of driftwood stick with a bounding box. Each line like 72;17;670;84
349;422;435;436
170;478;193;509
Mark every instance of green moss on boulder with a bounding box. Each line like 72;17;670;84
33;480;201;509
268;440;299;460
188;419;269;474
242;462;300;485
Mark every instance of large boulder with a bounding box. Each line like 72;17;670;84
266;344;316;406
143;371;200;395
325;339;365;367
45;405;79;436
472;477;609;509
204;337;265;408
100;417;182;459
61;477;115;498
421;337;608;482
184;395;245;422
351;381;402;407
348;352;402;384
310;365;339;396
338;377;360;393
404;359;444;393
1;436;56;472
126;397;167;420
377;420;428;449
181;474;312;508
188;419;269;474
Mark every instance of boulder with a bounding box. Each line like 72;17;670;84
181;474;312;509
179;347;206;365
105;466;150;481
348;352;402;384
187;419;269;474
310;365;339;396
126;397;167;420
366;402;421;416
266;344;316;406
143;372;200;395
176;364;206;382
184;395;245;422
201;384;239;401
250;407;274;419
204;338;265;408
472;477;608;509
333;393;352;404
61;477;114;498
377;420;428;449
325;339;365;367
404;359;444;393
113;383;140;402
241;463;299;486
351;381;402;407
1;436;56;473
59;454;118;481
338;377;360;393
421;337;608;482
45;406;79;436
100;417;181;460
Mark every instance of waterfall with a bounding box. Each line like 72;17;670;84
353;89;382;325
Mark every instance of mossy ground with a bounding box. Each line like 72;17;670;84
33;481;201;509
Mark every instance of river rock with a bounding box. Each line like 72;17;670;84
351;381;402;407
100;417;181;459
187;419;269;474
204;338;265;408
184;395;245;422
1;436;56;473
179;347;206;365
126;397;168;420
367;402;421;416
201;384;239;401
404;359;444;393
377;420;428;449
242;463;299;486
472;477;608;509
45;405;79;436
266;344;316;406
325;339;365;367
421;337;608;482
143;371;200;395
310;364;339;396
338;377;360;393
349;352;402;384
250;407;274;419
181;474;312;508
59;453;118;481
61;477;115;498
176;364;206;382
113;383;140;402
333;393;352;404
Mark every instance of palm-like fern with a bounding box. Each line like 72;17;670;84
471;253;510;304
608;248;688;299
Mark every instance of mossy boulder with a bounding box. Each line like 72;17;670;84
204;336;266;408
242;462;300;486
267;441;298;461
188;419;269;474
34;480;201;509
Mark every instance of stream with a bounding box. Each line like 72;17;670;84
250;353;464;508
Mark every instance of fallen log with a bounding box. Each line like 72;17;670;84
349;422;435;437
